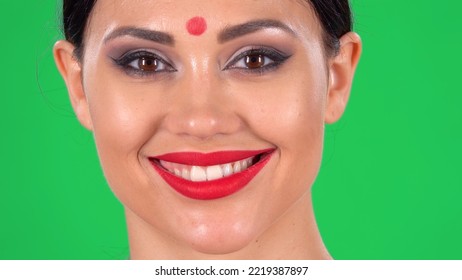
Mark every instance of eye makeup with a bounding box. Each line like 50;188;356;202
110;49;176;77
105;25;294;79
223;46;292;74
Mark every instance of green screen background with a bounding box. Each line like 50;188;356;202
1;1;461;259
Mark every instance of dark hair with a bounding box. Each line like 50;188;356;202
62;0;97;59
308;0;352;55
62;0;352;58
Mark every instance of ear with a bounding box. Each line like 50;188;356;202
53;40;93;131
325;32;362;123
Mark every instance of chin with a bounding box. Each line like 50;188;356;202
180;215;261;257
164;201;261;256
191;236;251;256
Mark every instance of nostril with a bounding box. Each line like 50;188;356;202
161;104;241;139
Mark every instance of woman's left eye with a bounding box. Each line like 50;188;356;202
224;48;291;73
234;53;274;69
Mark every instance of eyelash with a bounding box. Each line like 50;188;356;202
112;50;175;77
223;47;291;74
112;47;291;77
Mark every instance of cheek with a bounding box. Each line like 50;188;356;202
87;84;154;154
83;56;173;156
232;66;328;202
235;75;327;150
83;72;168;192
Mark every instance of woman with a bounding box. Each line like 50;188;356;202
53;0;361;259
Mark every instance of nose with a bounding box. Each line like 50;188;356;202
161;71;241;140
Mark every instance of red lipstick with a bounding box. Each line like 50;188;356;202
149;149;275;200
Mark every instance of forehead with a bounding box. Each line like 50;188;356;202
86;0;322;41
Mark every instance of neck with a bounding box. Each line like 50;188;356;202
125;191;331;259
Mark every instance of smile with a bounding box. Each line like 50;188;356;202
149;149;275;200
160;156;255;181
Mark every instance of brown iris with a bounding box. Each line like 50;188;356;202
245;54;264;69
138;57;158;71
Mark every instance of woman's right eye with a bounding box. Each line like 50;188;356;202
113;51;175;76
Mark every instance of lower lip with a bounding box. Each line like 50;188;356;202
150;151;274;200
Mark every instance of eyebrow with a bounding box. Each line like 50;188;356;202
218;19;297;43
103;27;175;46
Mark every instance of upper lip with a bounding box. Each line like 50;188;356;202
150;148;275;166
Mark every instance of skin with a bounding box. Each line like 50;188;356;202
53;0;361;259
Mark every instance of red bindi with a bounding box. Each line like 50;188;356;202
186;17;207;36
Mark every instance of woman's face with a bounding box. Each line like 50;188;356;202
61;0;354;255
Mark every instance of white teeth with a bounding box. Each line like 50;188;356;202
206;165;223;181
233;161;242;173
181;169;190;180
222;163;233;176
241;159;248;169
190;166;207;182
159;155;257;182
160;160;172;170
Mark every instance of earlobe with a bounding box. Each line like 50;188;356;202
53;40;93;131
325;32;362;124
